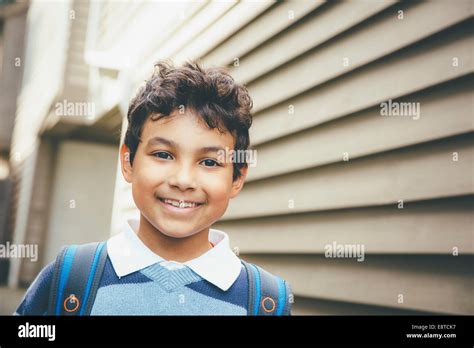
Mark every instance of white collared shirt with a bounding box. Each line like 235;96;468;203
107;219;242;291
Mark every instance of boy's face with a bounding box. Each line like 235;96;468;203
120;109;247;239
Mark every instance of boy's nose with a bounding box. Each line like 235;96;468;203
168;165;197;191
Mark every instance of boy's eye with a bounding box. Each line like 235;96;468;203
152;153;220;166
153;151;173;160
201;159;221;167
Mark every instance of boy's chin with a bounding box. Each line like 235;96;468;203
160;230;198;239
154;221;205;239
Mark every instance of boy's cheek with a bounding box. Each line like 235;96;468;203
206;187;234;216
132;164;163;189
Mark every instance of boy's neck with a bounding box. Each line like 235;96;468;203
136;215;212;263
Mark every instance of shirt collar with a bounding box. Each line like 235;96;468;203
107;219;242;291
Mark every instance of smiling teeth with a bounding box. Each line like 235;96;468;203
163;199;199;208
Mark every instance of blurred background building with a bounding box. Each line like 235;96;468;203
0;0;472;315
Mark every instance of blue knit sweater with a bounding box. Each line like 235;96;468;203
15;256;251;315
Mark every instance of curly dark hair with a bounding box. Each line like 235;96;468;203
124;60;253;181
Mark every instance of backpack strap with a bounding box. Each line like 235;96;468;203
48;242;108;315
241;260;291;316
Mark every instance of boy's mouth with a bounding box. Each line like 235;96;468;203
158;197;205;209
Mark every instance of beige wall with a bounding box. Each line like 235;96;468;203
43;140;117;267
209;1;474;315
0;2;28;153
8;0;72;287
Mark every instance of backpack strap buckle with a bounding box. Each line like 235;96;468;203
48;242;107;316
241;260;291;316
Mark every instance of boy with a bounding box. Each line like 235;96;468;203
15;60;293;315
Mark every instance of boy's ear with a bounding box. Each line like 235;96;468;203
120;143;133;183
230;165;248;199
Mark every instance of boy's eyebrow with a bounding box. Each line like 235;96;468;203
146;136;225;153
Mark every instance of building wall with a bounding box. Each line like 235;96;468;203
42;140;117;267
0;0;29;285
7;0;118;288
8;0;72;287
209;1;474;315
0;2;28;154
